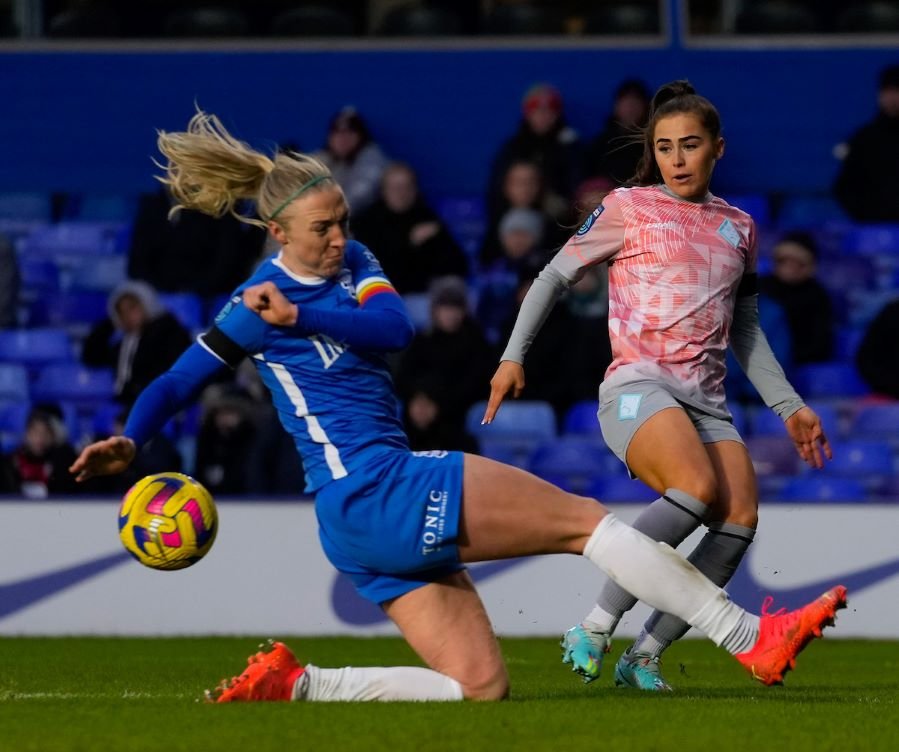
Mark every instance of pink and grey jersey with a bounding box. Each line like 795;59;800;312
550;185;757;416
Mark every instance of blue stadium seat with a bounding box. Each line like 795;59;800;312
26;290;109;331
32;364;115;408
159;292;206;332
467;400;556;459
777;195;847;229
587;475;658;503
63;194;137;222
0;363;29;401
0;328;73;366
19;257;61;294
749;402;839;438
835;325;866;360
791;362;868;399
746;435;800;477
841;224;899;256
91;400;126;438
818;439;895;492
528;436;617;493
65;255;127;291
22;221;125;256
778;476;867;503
562;400;601;435
467;400;556;439
0;400;30;453
849;403;899;446
476;437;532;469
0;192;52;236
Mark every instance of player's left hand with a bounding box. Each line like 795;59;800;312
243;281;298;326
784;406;832;469
69;436;137;482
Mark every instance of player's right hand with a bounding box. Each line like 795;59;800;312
482;361;525;424
69;436;137;482
243;281;298;326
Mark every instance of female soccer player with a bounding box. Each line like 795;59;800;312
486;80;833;692
70;110;844;703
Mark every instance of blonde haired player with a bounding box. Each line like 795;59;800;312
73;109;843;703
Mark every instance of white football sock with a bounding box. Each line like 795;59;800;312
583;514;758;650
295;665;464;702
583;605;620;634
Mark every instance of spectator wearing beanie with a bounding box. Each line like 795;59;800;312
759;232;834;366
485;83;583;225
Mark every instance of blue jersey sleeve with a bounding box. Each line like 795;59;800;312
123;342;226;447
292;240;414;351
295;295;414;351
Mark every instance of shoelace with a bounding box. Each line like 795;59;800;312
760;595;788;618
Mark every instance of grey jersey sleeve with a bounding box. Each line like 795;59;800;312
730;294;805;419
499;264;571;364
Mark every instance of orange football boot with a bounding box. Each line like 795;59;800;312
736;585;847;686
208;640;305;703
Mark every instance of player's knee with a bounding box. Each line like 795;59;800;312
673;474;718;506
722;503;758;529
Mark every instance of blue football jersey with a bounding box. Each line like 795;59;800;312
205;241;409;492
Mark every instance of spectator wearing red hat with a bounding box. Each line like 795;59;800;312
485;83;583;230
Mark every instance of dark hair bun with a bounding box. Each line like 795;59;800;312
651;80;696;112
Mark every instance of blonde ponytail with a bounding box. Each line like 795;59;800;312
156;109;333;229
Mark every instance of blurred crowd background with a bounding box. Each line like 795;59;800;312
1;0;898;503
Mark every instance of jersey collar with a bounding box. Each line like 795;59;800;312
273;252;328;285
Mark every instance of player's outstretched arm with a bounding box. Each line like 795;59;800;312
482;360;525;424
70;436;136;481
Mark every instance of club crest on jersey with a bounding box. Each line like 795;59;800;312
338;270;356;297
717;218;741;248
214;295;241;324
576;205;604;236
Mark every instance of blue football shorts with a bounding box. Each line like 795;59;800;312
315;449;466;605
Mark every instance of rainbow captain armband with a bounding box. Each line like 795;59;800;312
356;276;397;305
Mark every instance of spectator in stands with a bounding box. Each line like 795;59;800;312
856;297;899;399
194;384;258;496
351;162;468;293
314;106;389;213
403;376;479;454
395;276;493;434
564;266;614;403
81;280;192;406
480;159;567;267
1;405;78;498
583;78;652;187
759;231;834;366
486;83;582;224
476;207;548;342
496;272;580;420
127;188;265;302
0;233;19;328
834;63;899;221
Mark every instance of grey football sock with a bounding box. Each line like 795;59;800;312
635;521;756;655
592;489;710;623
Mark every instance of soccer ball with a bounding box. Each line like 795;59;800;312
118;472;218;571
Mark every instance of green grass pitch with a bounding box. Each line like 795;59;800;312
1;637;896;751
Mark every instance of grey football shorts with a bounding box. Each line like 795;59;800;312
598;381;744;475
